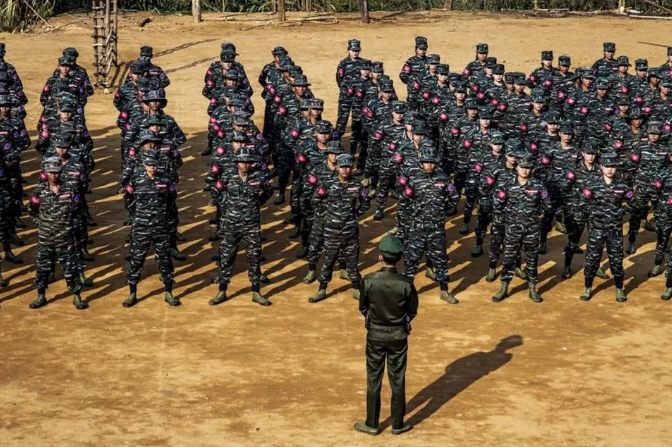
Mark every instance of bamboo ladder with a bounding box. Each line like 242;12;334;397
92;0;118;89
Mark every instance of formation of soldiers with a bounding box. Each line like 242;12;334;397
3;36;672;308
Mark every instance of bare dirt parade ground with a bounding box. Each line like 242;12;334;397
1;10;672;446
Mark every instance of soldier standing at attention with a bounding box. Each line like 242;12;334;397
308;153;370;303
399;36;428;111
579;155;633;302
210;148;273;307
29;158;87;310
335;39;362;136
123;150;178;308
492;155;551;303
355;234;417;437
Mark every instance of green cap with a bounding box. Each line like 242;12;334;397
379;235;404;256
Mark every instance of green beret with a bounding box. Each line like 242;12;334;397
379;235;404;256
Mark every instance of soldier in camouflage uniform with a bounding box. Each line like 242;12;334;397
626;122;669;254
647;153;672;283
471;132;505;257
133;45;170;88
402;147;459;304
308;153;370;303
29;158;87;310
272;74;312;205
0;43;24;93
538;122;580;254
492;155;551;303
579;155;633;302
302;141;348;284
0;131;22;287
335;39;362;136
593;42;617;74
259;46;288;148
123;150;178;308
463;43;489;80
480;143;518;282
399;37;428;111
559;143;604;280
210;148;272;306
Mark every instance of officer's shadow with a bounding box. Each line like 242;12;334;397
379;335;523;431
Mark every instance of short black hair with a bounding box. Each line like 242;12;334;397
382;253;401;265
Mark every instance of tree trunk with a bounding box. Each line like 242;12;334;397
278;0;286;22
444;0;454;10
358;0;369;23
192;0;202;23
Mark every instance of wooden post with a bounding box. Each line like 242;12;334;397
444;0;453;10
192;0;202;23
358;0;369;23
278;0;286;22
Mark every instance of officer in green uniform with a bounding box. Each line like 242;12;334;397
355;235;417;436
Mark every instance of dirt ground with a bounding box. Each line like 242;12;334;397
1;10;672;447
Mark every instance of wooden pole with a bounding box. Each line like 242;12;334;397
444;0;453;10
193;0;202;23
358;0;369;23
278;0;286;22
636;0;672;15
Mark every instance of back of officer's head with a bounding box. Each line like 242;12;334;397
379;235;403;266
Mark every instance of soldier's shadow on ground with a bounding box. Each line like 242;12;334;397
378;335;524;432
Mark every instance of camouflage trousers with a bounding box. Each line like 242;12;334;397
500;222;540;284
318;224;360;286
34;241;82;293
403;224;448;283
336;91;353;135
217;223;263;288
127;224;174;286
654;216;672;266
584;227;624;284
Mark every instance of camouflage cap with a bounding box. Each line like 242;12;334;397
419;147;440;164
43;157;62;173
558;55;571;66
541;50;554;61
63;47;79;58
234;147;256;163
648;122;663;134
517;155;535;169
315;120;334;134
348;39;361;51
231;130;249;142
601;154;618;167
142;149;160;166
371;61;384;73
58;56;74;67
140;45;153;57
272;46;288;56
325;140;345;155
138;131;162;145
635;58;648;69
476;43;489;53
52;133;72;149
336;153;354;167
415;36;428;49
0;94;13;106
617;55;631;66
